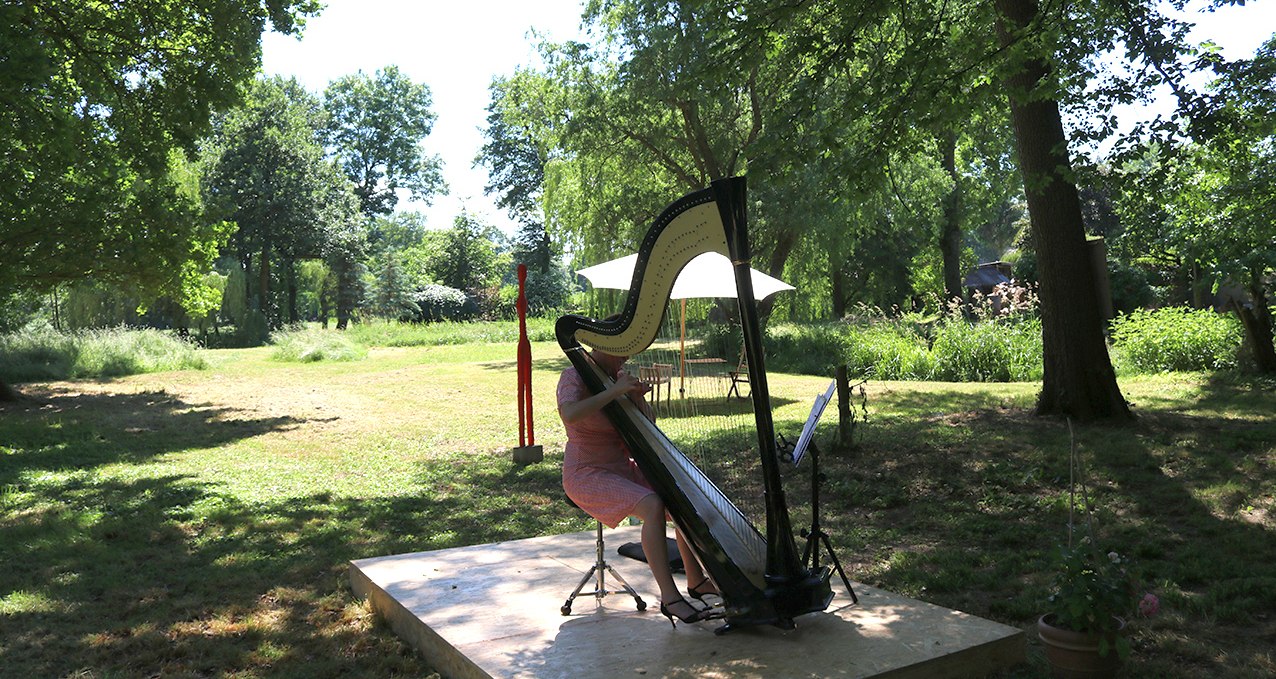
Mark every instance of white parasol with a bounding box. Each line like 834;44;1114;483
576;251;795;396
576;252;794;300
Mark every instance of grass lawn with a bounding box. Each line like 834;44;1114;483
1;341;1273;678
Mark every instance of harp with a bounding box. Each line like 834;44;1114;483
556;177;834;633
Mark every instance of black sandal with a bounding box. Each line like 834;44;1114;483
687;578;720;602
659;597;705;628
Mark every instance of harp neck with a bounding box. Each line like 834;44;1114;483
561;189;728;357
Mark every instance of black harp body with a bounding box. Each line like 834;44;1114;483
556;177;833;632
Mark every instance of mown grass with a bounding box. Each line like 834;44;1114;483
1;338;1273;678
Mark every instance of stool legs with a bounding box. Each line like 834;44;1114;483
561;521;647;615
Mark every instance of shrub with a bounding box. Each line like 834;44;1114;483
269;327;367;363
932;319;1008;382
1109;307;1243;373
407;284;478;322
930;316;1043;382
76;327;208;377
0;322;78;381
764;323;847;375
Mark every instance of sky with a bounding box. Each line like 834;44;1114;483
261;0;591;236
261;0;1275;237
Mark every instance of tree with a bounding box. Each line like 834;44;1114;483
1205;37;1276;371
323;65;447;216
369;252;420;320
436;212;502;293
368;211;430;255
1115;37;1276;372
0;0;319;399
202;76;358;328
992;0;1132;420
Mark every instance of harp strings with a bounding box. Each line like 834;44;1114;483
629;300;769;535
628;300;818;544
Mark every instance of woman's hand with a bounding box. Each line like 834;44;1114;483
614;369;652;397
559;369;650;423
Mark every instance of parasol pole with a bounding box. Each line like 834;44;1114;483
679;298;687;397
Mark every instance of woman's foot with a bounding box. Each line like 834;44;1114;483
687;578;720;602
658;597;705;628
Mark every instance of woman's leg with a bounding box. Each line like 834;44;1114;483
675;527;718;596
633;493;681;603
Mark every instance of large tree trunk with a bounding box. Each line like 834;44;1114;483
994;0;1132;422
939;130;965;305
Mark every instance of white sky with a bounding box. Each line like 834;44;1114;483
261;0;1274;237
261;0;590;236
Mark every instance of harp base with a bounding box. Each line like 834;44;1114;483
710;568;836;635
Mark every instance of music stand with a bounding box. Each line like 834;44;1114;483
786;381;857;603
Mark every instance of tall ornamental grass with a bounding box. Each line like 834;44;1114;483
843;325;933;380
269;327;368;363
1109;307;1244;373
929;317;1044;382
0;324;206;382
764;323;847;375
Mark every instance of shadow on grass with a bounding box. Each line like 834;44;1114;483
0;386;304;487
822;385;1275;677
0;449;578;677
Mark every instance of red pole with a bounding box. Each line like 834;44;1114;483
516;265;534;446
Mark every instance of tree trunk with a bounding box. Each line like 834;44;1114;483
258;244;272;325
758;229;799;320
0;377;19;402
939;130;965;305
334;255;355;331
831;266;848;319
1235;273;1276;373
994;0;1132;422
286;259;299;325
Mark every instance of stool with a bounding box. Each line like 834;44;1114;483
561;499;647;616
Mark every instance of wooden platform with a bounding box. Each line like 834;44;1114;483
349;526;1025;678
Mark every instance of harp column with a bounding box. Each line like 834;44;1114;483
711;176;805;584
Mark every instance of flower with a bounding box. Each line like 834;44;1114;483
1138;593;1160;618
1047;421;1160;660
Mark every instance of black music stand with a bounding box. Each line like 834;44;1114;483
786;381;858;603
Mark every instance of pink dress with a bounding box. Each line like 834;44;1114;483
557;367;656;528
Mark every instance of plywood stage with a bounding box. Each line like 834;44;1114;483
349;526;1025;678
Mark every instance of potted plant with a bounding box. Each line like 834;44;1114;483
1038;423;1160;679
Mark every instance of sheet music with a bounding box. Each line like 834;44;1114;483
791;381;836;467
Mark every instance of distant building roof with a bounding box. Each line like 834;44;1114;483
963;262;1012;289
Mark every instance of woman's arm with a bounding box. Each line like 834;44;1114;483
559;371;651;423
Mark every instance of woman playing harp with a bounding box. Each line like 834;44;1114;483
557;334;720;627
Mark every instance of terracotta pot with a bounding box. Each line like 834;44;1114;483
1037;614;1126;679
